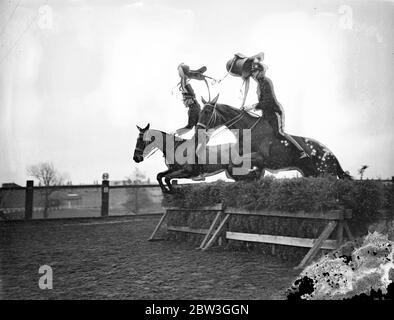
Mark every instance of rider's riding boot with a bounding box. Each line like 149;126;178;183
297;149;315;173
283;133;311;160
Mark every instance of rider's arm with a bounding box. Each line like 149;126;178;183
180;80;200;126
181;82;195;97
176;98;201;134
177;64;204;133
181;102;200;129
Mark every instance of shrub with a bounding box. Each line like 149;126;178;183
164;177;389;215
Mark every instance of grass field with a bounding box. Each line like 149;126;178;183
0;216;298;299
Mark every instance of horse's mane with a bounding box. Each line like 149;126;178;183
205;103;258;120
203;103;241;114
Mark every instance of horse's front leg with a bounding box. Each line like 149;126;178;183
157;168;173;193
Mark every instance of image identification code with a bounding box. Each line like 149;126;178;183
145;304;249;317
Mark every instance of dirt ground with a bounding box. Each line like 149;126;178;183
0;216;299;300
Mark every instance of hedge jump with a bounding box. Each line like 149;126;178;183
149;203;354;269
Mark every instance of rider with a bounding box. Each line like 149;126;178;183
176;63;207;136
226;52;310;159
176;63;208;180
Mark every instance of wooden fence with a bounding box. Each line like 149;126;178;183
149;203;355;269
0;180;164;220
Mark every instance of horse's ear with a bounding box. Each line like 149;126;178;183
211;94;220;105
136;125;142;131
143;123;150;131
201;96;207;105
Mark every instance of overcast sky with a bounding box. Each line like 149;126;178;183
0;0;393;185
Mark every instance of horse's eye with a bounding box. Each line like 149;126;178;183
151;136;155;142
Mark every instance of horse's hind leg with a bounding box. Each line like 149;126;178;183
228;152;264;181
297;162;318;177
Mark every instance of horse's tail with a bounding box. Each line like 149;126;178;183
335;158;352;180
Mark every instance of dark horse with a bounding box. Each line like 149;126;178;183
133;124;259;192
196;96;351;179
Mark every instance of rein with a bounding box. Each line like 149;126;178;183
135;142;159;159
146;147;159;159
199;104;260;140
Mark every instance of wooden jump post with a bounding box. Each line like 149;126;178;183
148;203;225;248
24;180;34;220
389;176;394;221
101;179;109;217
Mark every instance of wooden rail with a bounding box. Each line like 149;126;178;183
225;207;352;220
225;232;338;250
167;226;209;235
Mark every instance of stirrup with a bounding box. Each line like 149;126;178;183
299;152;309;159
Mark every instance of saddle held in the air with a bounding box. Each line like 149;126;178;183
178;63;208;81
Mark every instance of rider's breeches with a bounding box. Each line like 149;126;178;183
275;112;284;135
265;112;283;137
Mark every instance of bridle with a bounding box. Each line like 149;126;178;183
134;132;159;159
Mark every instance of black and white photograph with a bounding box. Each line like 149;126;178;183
0;0;393;307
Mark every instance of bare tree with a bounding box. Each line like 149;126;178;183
125;168;149;185
358;165;369;180
27;162;67;218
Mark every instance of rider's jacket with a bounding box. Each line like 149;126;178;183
181;83;201;129
252;70;283;117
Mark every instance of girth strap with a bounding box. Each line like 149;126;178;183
241;77;250;109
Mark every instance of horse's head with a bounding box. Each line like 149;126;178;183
133;123;155;163
197;94;243;133
196;94;223;131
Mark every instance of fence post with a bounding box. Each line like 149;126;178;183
392;177;394;216
101;180;109;217
25;180;34;220
392;176;394;197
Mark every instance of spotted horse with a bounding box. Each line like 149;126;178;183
196;97;352;179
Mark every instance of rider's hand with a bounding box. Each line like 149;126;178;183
178;63;189;79
182;93;195;106
251;103;259;110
